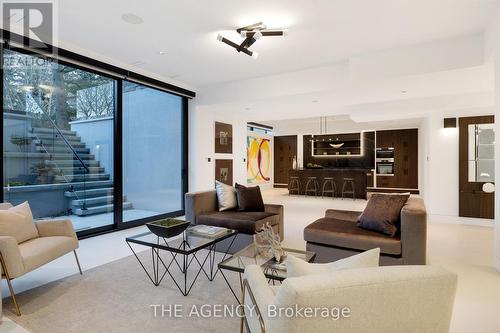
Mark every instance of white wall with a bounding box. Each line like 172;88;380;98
189;106;247;191
424;114;459;216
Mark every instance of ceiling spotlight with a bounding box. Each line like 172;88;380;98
158;51;167;55
217;21;288;58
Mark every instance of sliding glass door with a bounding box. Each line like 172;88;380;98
2;49;115;233
121;81;184;223
2;48;188;236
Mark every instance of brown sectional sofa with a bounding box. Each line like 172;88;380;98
304;196;427;265
185;190;284;253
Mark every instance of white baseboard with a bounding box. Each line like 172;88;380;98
428;214;494;227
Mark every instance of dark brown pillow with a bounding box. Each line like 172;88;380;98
235;183;265;212
357;193;410;237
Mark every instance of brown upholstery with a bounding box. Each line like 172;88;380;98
185;190;284;253
305;196;427;265
305;217;401;255
197;211;277;234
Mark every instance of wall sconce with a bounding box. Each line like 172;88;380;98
443;118;457;128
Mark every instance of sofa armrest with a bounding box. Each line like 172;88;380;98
0;202;13;210
185;190;218;224
244;265;275;333
400;197;427;265
324;209;361;221
265;204;284;240
0;236;25;278
35;219;78;241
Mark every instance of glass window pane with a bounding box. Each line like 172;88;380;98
122;81;183;222
3;50;115;232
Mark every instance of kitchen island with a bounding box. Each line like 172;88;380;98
288;168;372;199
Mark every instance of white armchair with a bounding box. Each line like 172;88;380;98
242;265;457;333
0;203;81;316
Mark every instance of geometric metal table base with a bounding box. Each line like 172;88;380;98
127;233;238;296
219;258;281;304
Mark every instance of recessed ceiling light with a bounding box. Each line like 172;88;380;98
121;13;144;25
312;100;319;103
158;51;167;55
401;90;407;93
245;107;251;110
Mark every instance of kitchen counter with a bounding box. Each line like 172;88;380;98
288;168;372;198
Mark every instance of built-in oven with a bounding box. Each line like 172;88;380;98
376;161;394;176
376;147;395;176
376;147;394;159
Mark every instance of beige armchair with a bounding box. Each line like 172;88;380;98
242;264;457;333
0;203;81;316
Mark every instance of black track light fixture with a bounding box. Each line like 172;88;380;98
216;21;288;58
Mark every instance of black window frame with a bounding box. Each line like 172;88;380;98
0;31;192;238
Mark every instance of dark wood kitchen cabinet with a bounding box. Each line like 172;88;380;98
376;129;418;189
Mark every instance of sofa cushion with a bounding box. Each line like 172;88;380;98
235;183;265;212
304;217;401;255
0;201;39;244
287;248;380;278
19;236;78;273
357;193;410;237
197;211;277;234
215;181;238;211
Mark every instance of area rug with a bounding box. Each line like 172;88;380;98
5;250;243;333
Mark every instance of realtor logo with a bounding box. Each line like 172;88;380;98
1;1;56;52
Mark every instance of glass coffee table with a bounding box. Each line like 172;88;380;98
218;244;316;303
126;228;238;296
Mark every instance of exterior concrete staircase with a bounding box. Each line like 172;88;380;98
30;127;133;216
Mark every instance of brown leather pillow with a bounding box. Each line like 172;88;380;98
357;193;410;237
235;183;265;212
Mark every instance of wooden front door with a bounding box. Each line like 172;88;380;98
459;116;495;219
274;135;297;187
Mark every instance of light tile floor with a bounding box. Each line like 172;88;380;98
1;188;499;332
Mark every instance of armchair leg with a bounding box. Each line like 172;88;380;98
73;250;83;275
0;252;21;316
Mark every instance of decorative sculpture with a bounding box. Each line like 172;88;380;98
254;223;286;262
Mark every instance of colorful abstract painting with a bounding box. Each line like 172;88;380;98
247;135;271;184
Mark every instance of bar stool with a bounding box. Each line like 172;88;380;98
322;177;337;198
305;177;319;196
342;177;356;200
289;176;300;195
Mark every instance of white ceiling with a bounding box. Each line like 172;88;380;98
57;0;499;87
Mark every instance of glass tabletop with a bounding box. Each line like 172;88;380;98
218;244;316;281
126;228;238;255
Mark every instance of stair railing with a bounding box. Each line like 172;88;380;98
29;95;90;213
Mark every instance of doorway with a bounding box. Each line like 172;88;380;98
273;135;297;188
458;116;495;219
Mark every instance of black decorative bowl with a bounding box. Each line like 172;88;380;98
146;219;191;238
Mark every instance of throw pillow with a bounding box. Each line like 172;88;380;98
0;201;39;243
235;183;265;212
357;193;410;237
287;248;380;278
215;180;238;211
